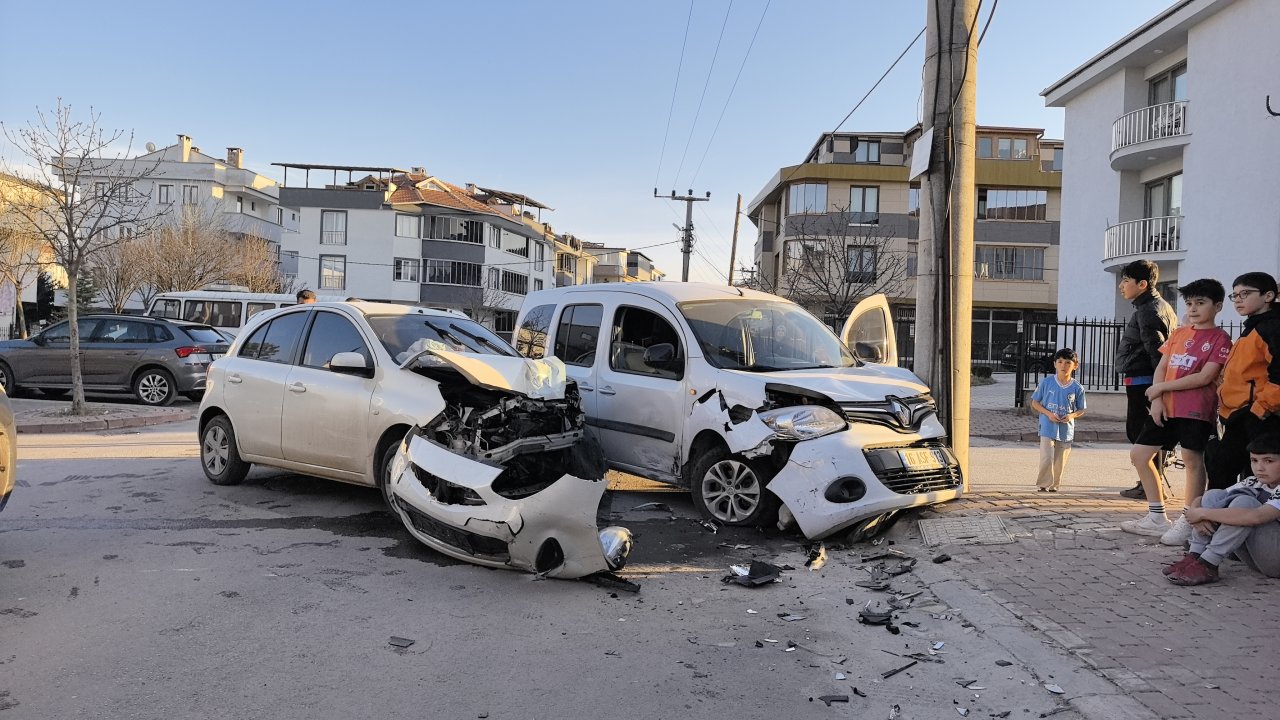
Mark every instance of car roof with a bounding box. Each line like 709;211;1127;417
523;281;785;307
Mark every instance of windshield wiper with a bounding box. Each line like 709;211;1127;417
444;324;512;356
736;363;786;372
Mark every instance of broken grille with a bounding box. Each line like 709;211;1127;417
396;500;510;561
863;440;963;495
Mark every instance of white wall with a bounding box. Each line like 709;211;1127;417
286;207;420;303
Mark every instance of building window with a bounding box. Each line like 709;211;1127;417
320;210;347;245
977;188;1048;221
276;207;284;224
158;184;173;204
978;137;992;158
534;242;546;270
500;270;529;295
236;196;243;213
847;246;877;283
423;259;481;286
849;186;879;223
534;279;544;292
182;184;199;205
395;214;420;238
1149;64;1187;105
488;224;502;248
251;201;256;211
974;245;1044;280
93;182;107;197
1144;173;1182;219
487;267;500;289
319;255;346;290
908;187;920;216
425;216;484;244
1052;148;1063;172
393;258;420;282
558;253;577;274
787;183;827;214
907;242;918;276
493;311;517;337
852;140;880;164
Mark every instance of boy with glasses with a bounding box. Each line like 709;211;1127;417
1208;272;1280;491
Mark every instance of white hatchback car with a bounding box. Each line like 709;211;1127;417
197;301;631;578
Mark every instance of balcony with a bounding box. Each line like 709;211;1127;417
1103;215;1184;267
1110;101;1189;170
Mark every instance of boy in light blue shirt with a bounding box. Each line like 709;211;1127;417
1029;348;1088;491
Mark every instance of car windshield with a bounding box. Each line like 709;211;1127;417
678;299;856;371
368;314;518;363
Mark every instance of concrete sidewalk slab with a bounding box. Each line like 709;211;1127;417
12;398;191;434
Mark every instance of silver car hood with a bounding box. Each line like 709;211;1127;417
726;364;929;403
399;347;569;400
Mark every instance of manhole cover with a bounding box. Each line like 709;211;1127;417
918;516;1014;546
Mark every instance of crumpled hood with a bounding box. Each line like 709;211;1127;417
400;345;569;400
729;364;929;403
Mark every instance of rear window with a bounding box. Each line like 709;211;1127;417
180;326;225;344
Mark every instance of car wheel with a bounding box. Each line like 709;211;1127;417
133;368;176;406
377;438;402;512
40;388;69;399
182;391;204;403
0;361;16;395
689;446;776;526
201;415;250;486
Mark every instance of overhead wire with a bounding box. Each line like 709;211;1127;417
654;1;696;191
287;239;682;270
670;0;735;189
687;0;772;187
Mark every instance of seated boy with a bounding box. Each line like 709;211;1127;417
1165;434;1280;585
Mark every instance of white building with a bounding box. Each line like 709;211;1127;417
1044;0;1280;319
277;166;555;335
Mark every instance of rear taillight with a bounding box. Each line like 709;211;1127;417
174;346;204;358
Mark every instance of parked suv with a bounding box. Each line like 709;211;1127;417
999;340;1056;372
0;315;229;405
511;283;963;540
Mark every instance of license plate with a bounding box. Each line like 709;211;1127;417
211;353;224;361
899;448;945;470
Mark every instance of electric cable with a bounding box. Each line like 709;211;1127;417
670;0;734;189
654;1;695;191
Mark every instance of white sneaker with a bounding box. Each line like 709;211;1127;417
1120;514;1172;537
1160;514;1193;546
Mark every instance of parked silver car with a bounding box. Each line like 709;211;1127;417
0;388;15;512
0;315;229;405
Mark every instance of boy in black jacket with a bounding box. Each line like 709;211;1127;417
1114;259;1178;499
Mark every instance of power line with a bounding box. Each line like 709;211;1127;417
832;26;926;135
286;239;682;270
670;0;734;188
654;1;695;190
687;0;771;187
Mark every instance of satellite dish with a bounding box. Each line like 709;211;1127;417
145;142;157;152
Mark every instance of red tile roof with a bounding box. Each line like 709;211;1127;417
386;173;501;217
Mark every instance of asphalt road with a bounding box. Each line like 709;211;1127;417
1;421;1087;720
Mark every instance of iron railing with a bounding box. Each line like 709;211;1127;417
1104;215;1182;261
1112;100;1188;152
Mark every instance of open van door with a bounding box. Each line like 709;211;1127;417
840;294;896;366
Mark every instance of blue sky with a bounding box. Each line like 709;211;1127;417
0;0;1174;282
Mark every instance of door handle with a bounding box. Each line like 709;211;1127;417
599;385;617;396
288;382;306;394
124;351;140;356
579;383;594;392
227;374;243;384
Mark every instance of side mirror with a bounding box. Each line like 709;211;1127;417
330;351;373;378
643;342;680;370
31;334;46;346
855;341;884;364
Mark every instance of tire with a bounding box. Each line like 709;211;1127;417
182;391;204;403
201;415;250;486
0;361;16;395
133;368;176;406
689;445;777;526
40;388;69;399
376;437;404;512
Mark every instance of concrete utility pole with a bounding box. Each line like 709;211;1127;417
728;193;742;285
914;0;978;483
655;189;710;281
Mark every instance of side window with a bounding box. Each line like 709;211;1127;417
238;322;270;359
247;302;275;319
553;304;603;367
515;304;555;359
183;300;210;324
208;302;243;328
301;312;372;369
609;306;684;380
256;312;309;364
149;324;174;343
41;322;71;343
92;319;148;343
152;299;181;319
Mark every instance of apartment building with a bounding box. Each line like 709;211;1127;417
1044;0;1280;319
277;165;554;334
747;125;1062;364
584;244;666;283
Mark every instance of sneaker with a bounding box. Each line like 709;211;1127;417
1163;552;1199;576
1119;481;1147;500
1160;514;1193;546
1120;514;1172;537
1168;557;1220;586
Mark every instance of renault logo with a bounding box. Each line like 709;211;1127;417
887;396;913;428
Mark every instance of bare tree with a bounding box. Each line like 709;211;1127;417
459;283;516;331
774;206;911;327
91;235;151;313
224;234;293;293
0;100;167;413
143;201;242;294
0;194;52;337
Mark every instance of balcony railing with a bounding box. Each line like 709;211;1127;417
1104;215;1182;261
1112;101;1188;152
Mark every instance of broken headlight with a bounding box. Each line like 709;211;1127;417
759;405;846;441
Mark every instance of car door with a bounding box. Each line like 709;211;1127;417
549;302;603;423
841;294;897;366
280;309;375;474
219;309;310;460
88;318;150;388
24;319;102;386
591;299;688;481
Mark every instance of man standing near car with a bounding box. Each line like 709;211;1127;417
1115;259;1178;500
297;289;317;304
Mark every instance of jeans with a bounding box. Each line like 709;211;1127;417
1189;488;1280;577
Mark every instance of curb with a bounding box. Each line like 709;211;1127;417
16;408;191;434
974;430;1129;443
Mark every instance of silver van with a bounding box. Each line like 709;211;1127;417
511;282;961;539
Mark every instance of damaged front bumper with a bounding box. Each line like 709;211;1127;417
767;420;963;540
388;432;632;579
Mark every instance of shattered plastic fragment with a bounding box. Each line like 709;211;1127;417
630;502;673;513
698;519;719;534
881;660;917;679
1044;684;1065;694
763;638;778;643
585;572;641;593
834;672;846;680
728;565;750;576
388;636;415;648
994;659;1013;667
932;641;946;651
804;542;828;571
933;553;952;563
718;543;753;550
817;695;849;707
784;646;796;652
778;613;806;622
746;609;758;614
723;561;783;587
957;709;970;717
852;687;867;698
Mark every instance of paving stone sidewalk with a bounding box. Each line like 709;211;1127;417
970;375;1128;441
13;401;190;433
923;487;1277;720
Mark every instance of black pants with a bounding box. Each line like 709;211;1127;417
1125;384;1152;444
1207;410;1280;490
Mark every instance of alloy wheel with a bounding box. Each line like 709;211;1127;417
700;459;762;524
203;425;229;476
138;373;170;405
